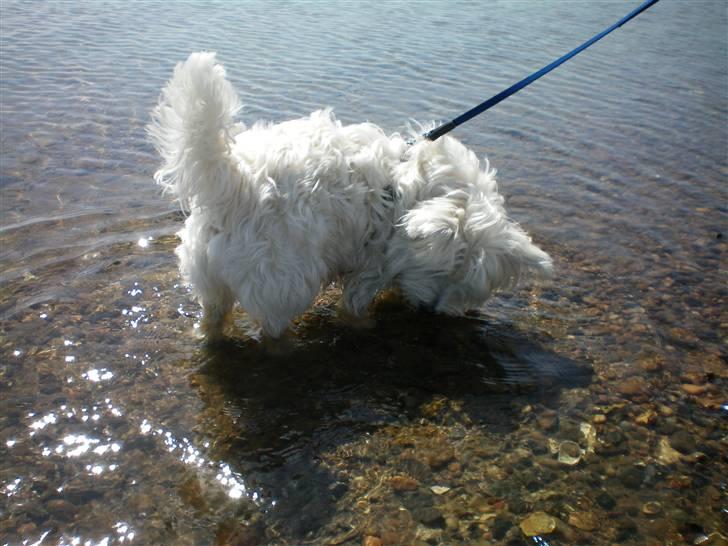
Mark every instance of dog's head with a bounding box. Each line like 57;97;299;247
387;136;552;314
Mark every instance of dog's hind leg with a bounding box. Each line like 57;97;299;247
234;261;322;340
200;296;234;342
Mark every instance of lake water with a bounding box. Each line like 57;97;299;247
1;1;726;545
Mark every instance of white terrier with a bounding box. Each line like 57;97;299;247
149;52;552;340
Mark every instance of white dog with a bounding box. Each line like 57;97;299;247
149;52;552;340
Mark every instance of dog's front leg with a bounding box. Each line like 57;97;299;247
338;272;382;329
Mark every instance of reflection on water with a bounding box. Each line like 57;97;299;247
1;0;726;544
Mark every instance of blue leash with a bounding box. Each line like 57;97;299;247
424;0;661;141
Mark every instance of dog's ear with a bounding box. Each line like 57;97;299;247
400;195;467;267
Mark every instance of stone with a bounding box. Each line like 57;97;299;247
537;413;558;431
694;396;722;409
669;430;697;454
638;355;664;372
17;522;37;536
568;511;598;531
430;485;450;495
641;501;662;516
619;466;645;489
46;499;77;521
657;437;682;465
592;414;607;424
694;532;728;546
681;383;709;395
363;536;383;546
557;441;582;465
491;516;511;540
389;475;419;492
426;448;455;470
596;492;616;510
580;422;597;452
635;409;657;425
215;521;261;546
520;512;557;537
445;516;459;531
617;377;647;397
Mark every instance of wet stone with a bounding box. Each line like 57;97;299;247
412;506;445;528
491;515;511;540
681;383;710;395
596;492;616;510
619;466;645;489
617;377;647;397
557;440;582;465
635;408;657;425
615;521;639;542
670;429;697;454
520;511;557;537
642;501;662;516
389;475;419;492
537;412;558;431
46;499;77;521
568;510;598;531
214;520;262;546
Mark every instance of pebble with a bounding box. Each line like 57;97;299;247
638;355;664;372
619;466;645;489
568;510;599;531
617;377;647;397
642;501;662;516
580;422;597;452
520;512;557;537
426;449;455;470
537;413;558;431
557;441;582;465
695;396;723;410
46;499;77;521
593;414;607;424
363;536;383;546
16;522;37;536
694;532;728;545
491;516;511;540
670;429;697;454
388;475;419;492
596;492;616;510
682;384;710;396
657;437;682;465
635;408;657;425
430;485;450;495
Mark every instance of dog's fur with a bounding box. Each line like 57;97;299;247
149;52;552;339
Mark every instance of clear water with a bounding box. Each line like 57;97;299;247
1;1;726;544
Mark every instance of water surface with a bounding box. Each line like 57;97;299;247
1;1;726;545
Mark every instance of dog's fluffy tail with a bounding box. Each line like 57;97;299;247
148;52;241;209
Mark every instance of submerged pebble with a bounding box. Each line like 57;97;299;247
557;440;582;465
388;475;419;492
520;512;557;537
657;437;682;465
670;430;697;454
568;510;598;531
642;501;663;516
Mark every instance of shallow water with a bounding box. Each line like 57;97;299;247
1;1;726;545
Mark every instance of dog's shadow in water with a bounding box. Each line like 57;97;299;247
192;296;592;538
